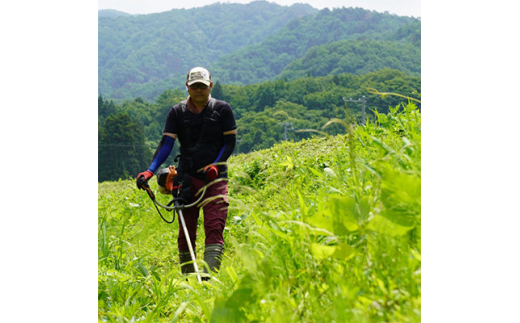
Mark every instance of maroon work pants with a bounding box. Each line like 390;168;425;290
177;176;229;251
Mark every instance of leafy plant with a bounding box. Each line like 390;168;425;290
99;100;421;322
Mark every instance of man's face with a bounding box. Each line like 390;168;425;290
187;82;212;105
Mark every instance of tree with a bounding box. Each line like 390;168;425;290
256;82;276;111
155;88;186;109
98;112;152;182
211;81;225;101
98;95;116;119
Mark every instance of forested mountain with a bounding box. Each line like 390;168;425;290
99;1;318;101
98;1;421;182
98;2;419;102
211;7;419;85
277;39;420;81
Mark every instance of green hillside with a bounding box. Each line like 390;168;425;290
98;3;419;102
277;39;421;81
211;7;419;85
98;100;421;322
98;1;318;100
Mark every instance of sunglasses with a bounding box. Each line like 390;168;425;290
189;83;209;90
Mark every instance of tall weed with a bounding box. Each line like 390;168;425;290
98;101;421;322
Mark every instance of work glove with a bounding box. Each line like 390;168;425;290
203;165;219;181
136;170;153;189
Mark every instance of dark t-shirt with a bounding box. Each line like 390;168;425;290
163;98;236;179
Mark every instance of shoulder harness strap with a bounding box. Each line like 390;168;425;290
179;101;192;147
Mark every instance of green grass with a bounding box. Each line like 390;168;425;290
98;101;421;322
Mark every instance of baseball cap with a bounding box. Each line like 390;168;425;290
186;67;211;86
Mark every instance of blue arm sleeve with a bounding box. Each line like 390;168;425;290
147;136;175;173
212;143;226;164
212;134;236;164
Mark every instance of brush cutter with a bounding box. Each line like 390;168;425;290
140;165;208;284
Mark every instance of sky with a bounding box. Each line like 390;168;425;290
98;0;421;18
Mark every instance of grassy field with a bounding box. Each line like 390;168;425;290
98;101;421;322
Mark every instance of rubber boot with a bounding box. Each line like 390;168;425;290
179;250;196;275
202;244;224;281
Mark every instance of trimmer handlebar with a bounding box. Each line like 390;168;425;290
153;185;207;211
140;179;208;212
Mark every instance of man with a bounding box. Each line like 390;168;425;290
136;67;237;279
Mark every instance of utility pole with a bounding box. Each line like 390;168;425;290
343;96;366;125
278;122;294;141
